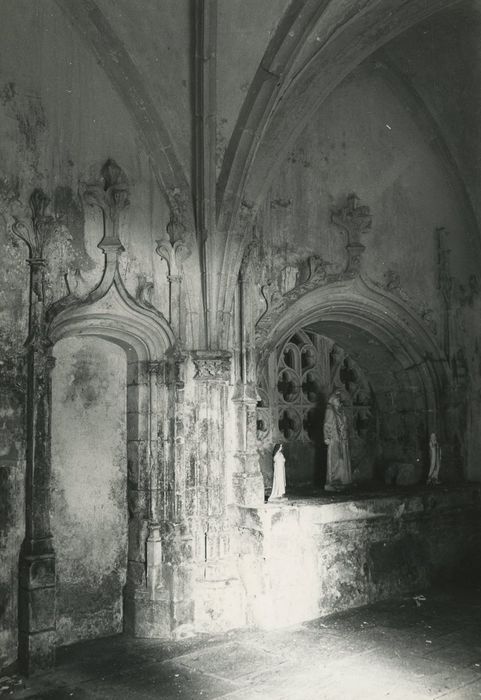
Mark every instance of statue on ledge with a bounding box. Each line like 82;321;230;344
323;390;352;491
427;432;442;485
268;443;286;501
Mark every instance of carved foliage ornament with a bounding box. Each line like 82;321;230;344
155;235;190;279
11;189;59;310
81;159;129;251
255;195;371;345
331;193;372;274
12;189;56;262
192;351;231;381
256;254;332;345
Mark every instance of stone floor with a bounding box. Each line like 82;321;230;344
2;584;481;699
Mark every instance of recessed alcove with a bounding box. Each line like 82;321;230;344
256;278;455;498
51;335;128;646
259;322;436;496
270;327;380;490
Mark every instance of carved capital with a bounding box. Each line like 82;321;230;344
192;351;231;382
81;159;129;252
331;193;371;274
147;360;165;377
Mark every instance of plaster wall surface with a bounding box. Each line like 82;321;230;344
385;2;481;233
93;0;192;184
258;66;476;305
51;336;128;647
216;0;290;171
0;0;173;313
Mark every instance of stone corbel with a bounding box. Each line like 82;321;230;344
331;193;372;275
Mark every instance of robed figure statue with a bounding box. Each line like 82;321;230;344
323;390;352;491
427;432;441;485
268;443;286;501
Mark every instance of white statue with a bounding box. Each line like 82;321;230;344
427;432;441;485
268;443;286;501
323;390;352;491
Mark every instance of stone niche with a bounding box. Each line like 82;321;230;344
262;329;378;490
258;320;431;493
51;336;128;646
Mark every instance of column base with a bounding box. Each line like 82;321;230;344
124;561;196;640
123;589;171;639
18;551;56;675
194;576;247;634
18;630;56;675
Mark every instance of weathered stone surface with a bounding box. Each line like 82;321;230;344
385;462;424;486
234;486;481;629
18;585;55;635
18;629;56;675
1;0;481;676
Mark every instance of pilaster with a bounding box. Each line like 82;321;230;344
12;190;58;674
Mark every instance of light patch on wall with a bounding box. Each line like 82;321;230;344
51;335;128;646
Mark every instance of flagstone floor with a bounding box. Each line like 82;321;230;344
2;583;481;699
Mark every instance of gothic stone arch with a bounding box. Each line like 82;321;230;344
257;276;450;484
19;264;177;674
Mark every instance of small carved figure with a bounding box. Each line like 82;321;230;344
427;432;442;485
323;390;352;491
268;443;286;501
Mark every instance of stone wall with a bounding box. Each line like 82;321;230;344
0;0;480;674
233;485;481;629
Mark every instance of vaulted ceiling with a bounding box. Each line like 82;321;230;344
50;0;479;235
3;0;479;345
